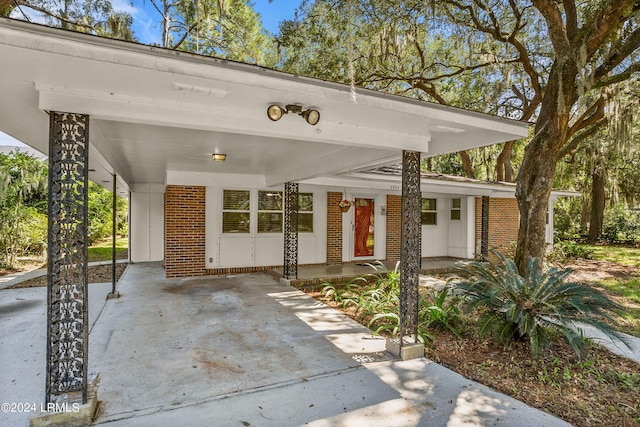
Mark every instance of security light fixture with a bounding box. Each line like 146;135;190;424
211;153;227;162
267;104;320;126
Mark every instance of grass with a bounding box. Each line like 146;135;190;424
587;244;640;267
597;277;640;336
88;237;129;262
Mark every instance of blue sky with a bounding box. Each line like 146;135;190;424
118;0;302;45
2;0;303;146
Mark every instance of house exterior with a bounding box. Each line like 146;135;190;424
1;17;546;403
151;167;572;278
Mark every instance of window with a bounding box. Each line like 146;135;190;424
298;193;314;232
450;198;461;220
421;198;437;225
223;190;250;233
258;191;283;233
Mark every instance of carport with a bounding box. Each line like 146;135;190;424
0;17;529;409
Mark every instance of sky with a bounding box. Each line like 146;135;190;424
2;0;303;147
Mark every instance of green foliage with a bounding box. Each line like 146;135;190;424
450;252;629;358
602;206;640;244
168;0;276;65
0;151;48;268
87;181;128;245
0;151;128;267
5;0;135;41
322;262;461;345
548;240;594;263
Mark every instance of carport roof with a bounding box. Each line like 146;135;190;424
0;18;529;194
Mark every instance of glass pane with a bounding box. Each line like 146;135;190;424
452;198;461;209
223;212;250;233
223;190;250;211
298;213;314;232
421;212;437;225
450;210;461;220
258;212;283;232
258;191;283;211
422;198;437;211
298;193;313;212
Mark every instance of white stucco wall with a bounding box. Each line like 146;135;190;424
421;196;449;257
447;196;475;258
130;183;164;263
204;184;327;269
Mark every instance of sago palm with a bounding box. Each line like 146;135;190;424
450;252;630;358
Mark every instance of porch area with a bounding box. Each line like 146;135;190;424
271;257;463;287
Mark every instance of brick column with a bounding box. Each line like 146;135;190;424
164;185;206;278
327;192;343;264
385;195;402;261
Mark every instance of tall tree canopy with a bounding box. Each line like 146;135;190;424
1;0;135;40
278;0;640;271
149;0;275;65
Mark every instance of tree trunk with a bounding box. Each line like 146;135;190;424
580;193;590;231
496;140;516;181
458;150;476;179
587;153;606;243
515;133;558;273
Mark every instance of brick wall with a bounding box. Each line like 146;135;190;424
327;192;343;264
386;195;402;261
165;185;206;278
475;197;519;257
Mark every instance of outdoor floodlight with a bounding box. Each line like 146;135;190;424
267;104;320;126
267;104;285;121
211;153;227;162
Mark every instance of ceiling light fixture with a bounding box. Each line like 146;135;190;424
211;153;227;162
267;104;320;126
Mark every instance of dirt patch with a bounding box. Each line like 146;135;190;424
566;259;640;283
6;263;128;289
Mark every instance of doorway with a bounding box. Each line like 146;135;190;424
353;198;375;257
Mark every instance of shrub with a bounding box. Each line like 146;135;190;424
449;252;629;358
548;240;594;263
367;287;462;344
602;207;640;244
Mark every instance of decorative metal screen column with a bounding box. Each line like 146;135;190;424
46;112;90;404
283;182;299;279
399;150;421;342
481;196;490;259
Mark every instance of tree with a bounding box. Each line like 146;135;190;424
0;151;48;268
148;0;275;65
2;0;135;41
279;0;640;272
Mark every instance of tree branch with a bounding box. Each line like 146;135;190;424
560;119;607;158
531;0;570;53
567;96;605;138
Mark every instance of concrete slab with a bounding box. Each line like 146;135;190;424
0;282;113;427
3;263;577;426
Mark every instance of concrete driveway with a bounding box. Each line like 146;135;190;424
1;263;572;426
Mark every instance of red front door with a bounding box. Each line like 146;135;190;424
354;198;374;257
